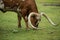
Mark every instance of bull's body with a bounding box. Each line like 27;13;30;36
0;0;39;29
0;0;56;30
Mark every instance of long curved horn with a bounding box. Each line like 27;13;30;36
40;12;56;26
28;12;40;29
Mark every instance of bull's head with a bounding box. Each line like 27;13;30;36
28;12;41;29
28;12;56;29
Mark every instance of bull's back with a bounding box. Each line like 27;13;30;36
2;0;38;13
3;0;21;7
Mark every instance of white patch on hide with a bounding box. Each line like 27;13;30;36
22;0;25;1
0;4;4;9
0;0;3;4
17;8;21;12
0;0;4;9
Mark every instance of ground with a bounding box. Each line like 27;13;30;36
0;0;60;40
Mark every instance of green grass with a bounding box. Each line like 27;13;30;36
0;0;60;40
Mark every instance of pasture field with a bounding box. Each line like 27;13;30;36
0;0;60;40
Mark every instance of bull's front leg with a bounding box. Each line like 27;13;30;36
24;16;30;30
17;13;22;28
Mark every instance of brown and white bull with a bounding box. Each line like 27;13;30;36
0;0;56;30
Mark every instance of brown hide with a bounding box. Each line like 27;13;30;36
1;0;39;29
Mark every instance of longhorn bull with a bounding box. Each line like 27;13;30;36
0;0;56;30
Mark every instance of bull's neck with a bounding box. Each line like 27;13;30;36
31;8;38;13
30;0;38;13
